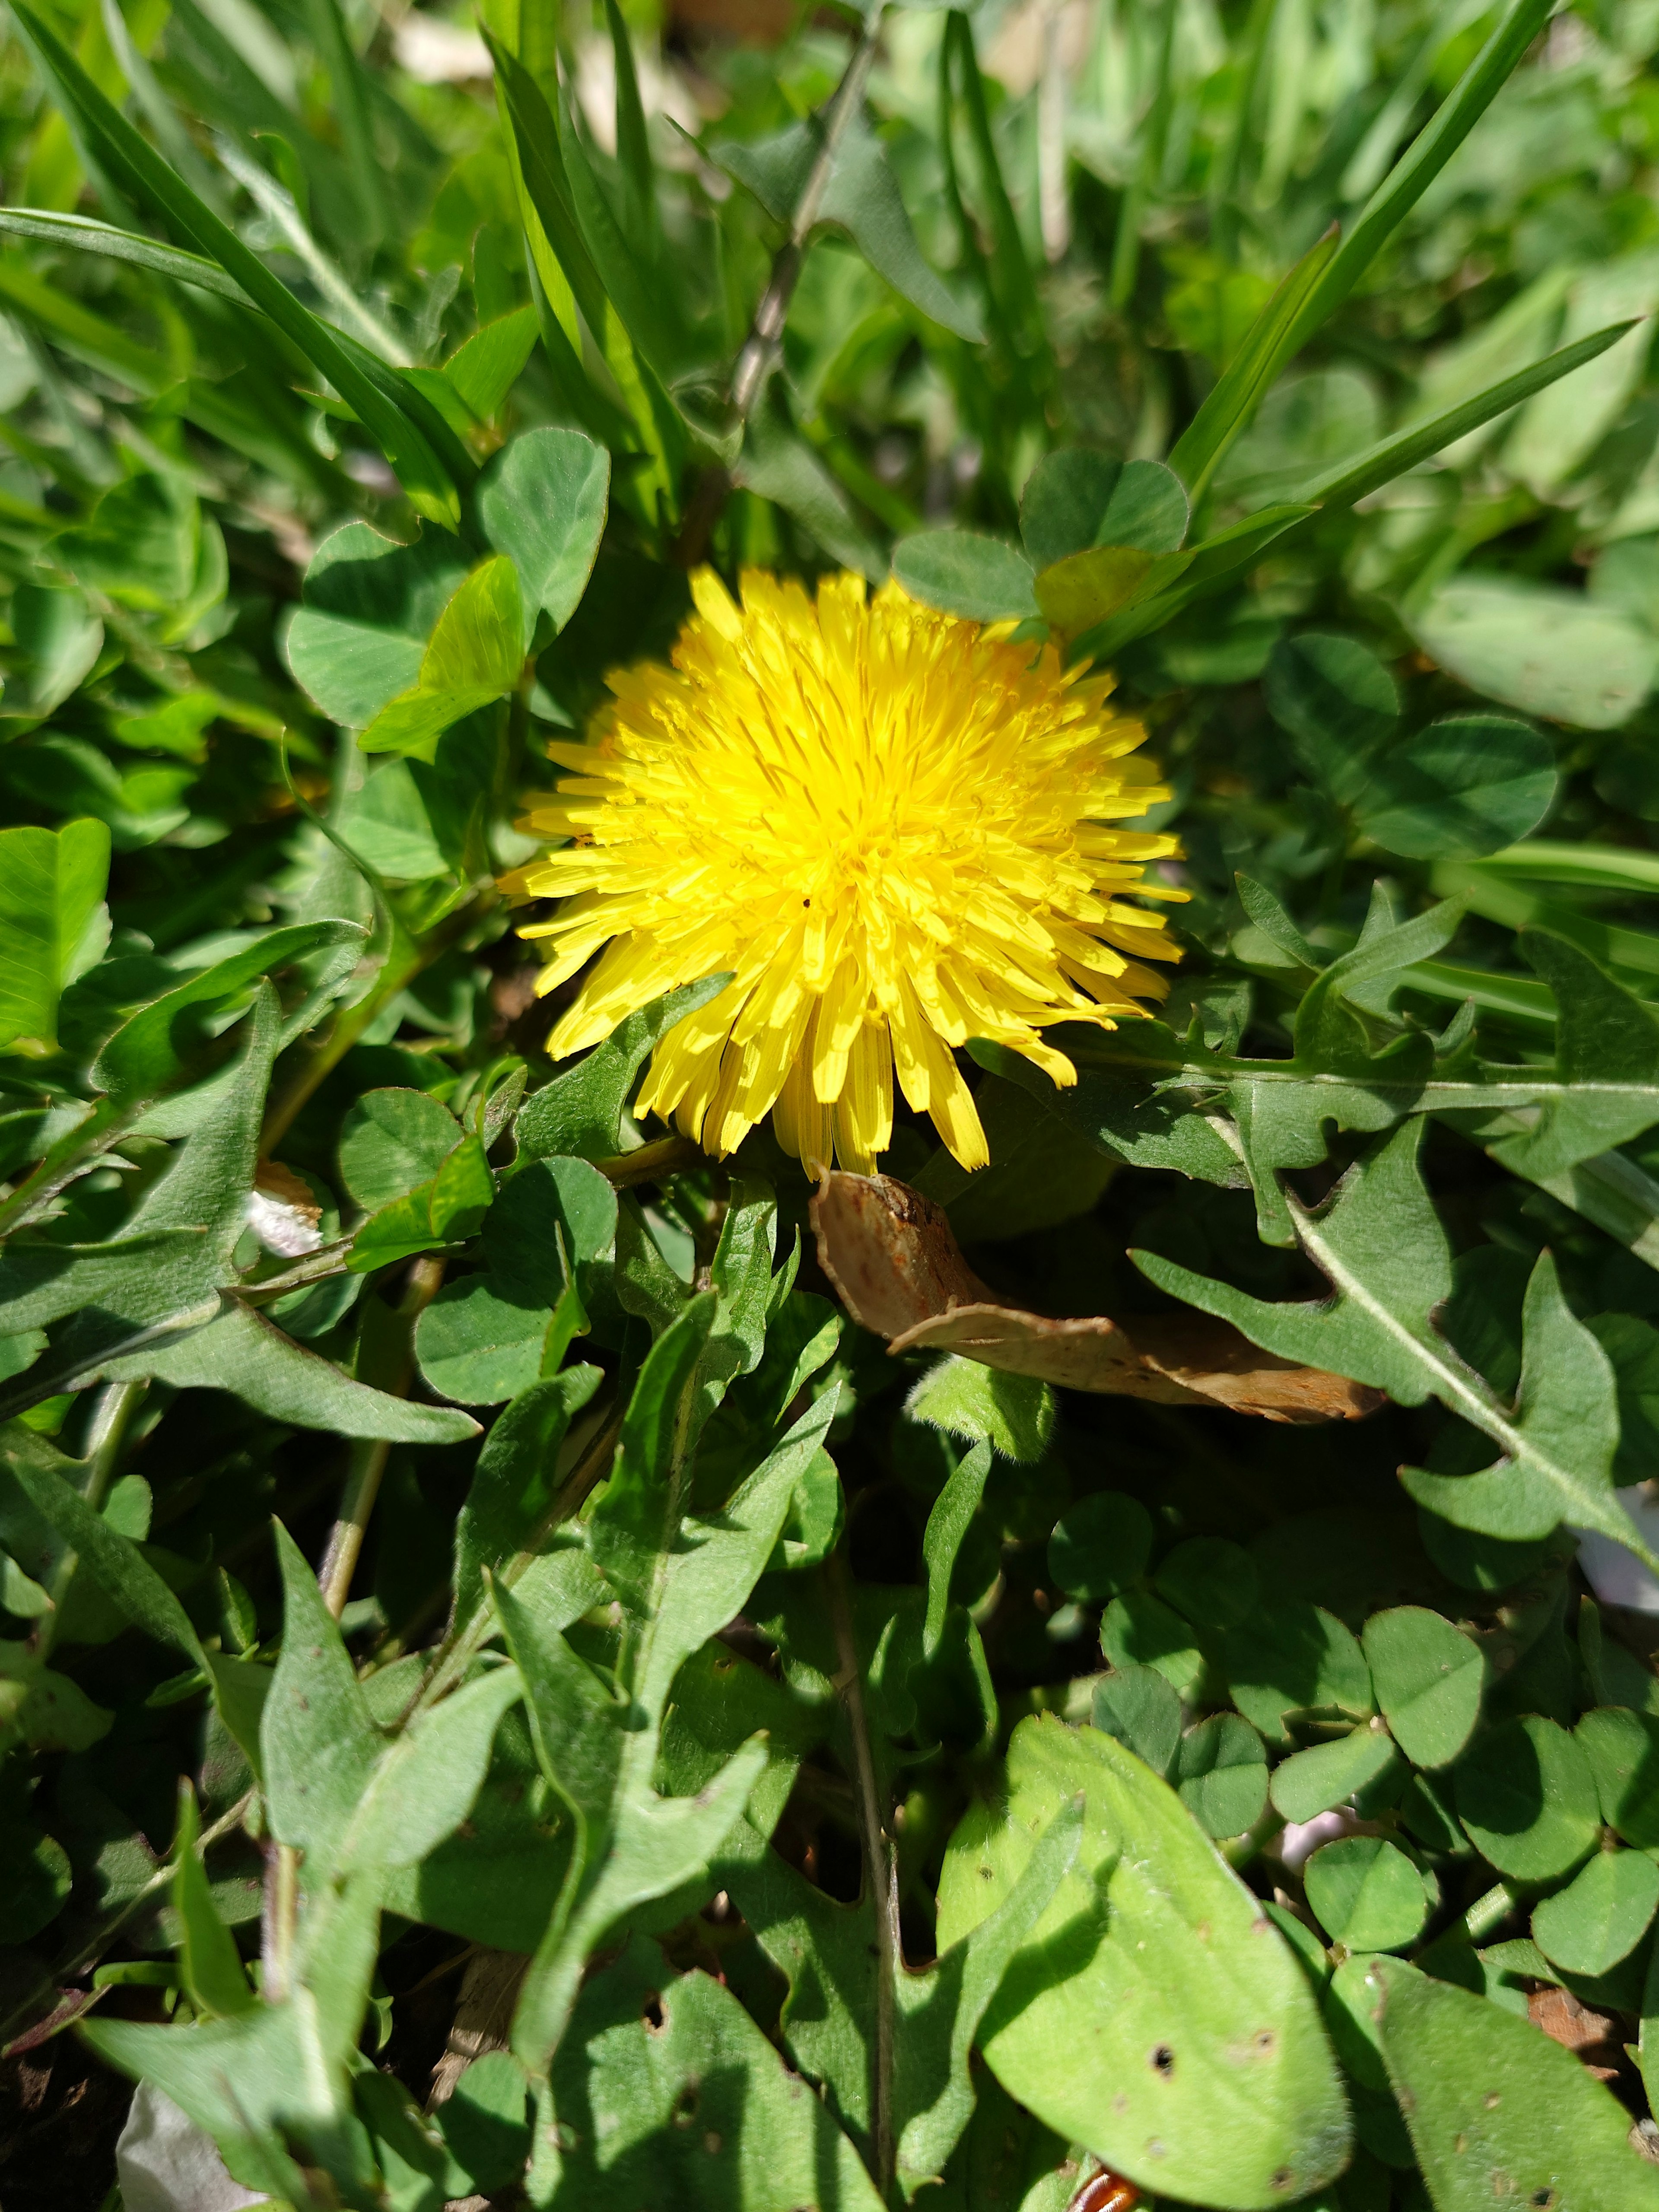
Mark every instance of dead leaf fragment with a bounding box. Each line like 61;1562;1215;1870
1527;1984;1626;2083
248;1160;324;1259
811;1170;1381;1424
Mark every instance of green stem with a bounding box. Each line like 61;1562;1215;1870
826;1545;898;2199
36;1380;145;1667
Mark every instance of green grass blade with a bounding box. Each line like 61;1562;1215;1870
11;1;461;528
1166;224;1337;502
1294;320;1640;509
485;28;614;347
1280;0;1557;360
302;0;389;249
604;0;658;264
945;11;1052;391
0;208;250;303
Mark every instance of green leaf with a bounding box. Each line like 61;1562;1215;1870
515;974;734;1164
284;522;469;728
1048;1491;1154;1602
0;204;251;303
11;3;461;529
1410;578;1656;732
1532;1848;1659;1977
548;1934;886;2212
905;1357;1053;1463
936;1713;1351;2205
1358;717;1558;860
1489;932;1659;1182
1270;1725;1402;1826
1264;631;1401;804
478;426;609;632
1370;1956;1659;2211
1100;1588;1203;1694
711;112;982;343
0;819;110;1055
339;1087;464;1212
1303;1836;1432;1953
171;1779;254;2018
100;1303;480;1444
452;1366;605;1626
1362;1607;1484;1770
413;1279;556;1406
502;1379;839;2078
348;1136;496;1271
1454;1716;1601;1882
94;922;364;1109
1576;1706;1659;1847
922;1439;990;1659
1176;1711;1269;1839
1294;321;1640;514
890;531;1039;623
1156;1537;1260;1631
1222;1602;1373;1748
443;305;539;424
1020;450;1189;568
359;557;526;761
0;1818;72;1942
1139;1123;1652;1569
1090;1665;1182;1780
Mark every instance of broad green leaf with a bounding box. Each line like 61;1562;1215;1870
1138;1122;1653;1568
1576;1706;1659;1847
1303;1837;1431;1953
936;1714;1351;2206
711;112;982;343
1410;579;1656;731
413;1279;556;1405
515;973;734;1164
1487;932;1659;1182
1222;1602;1373;1748
1532;1848;1659;1977
359;557;525;761
1101;1588;1203;1694
347;1135;496;1271
1091;1665;1182;1780
99;1303;480;1444
1505;257;1659;495
442;305;539;424
1048;1491;1154;1602
1270;1725;1402;1825
548;1934;886;2212
0;1819;72;1942
1454;1716;1601;1881
1361;1607;1484;1769
891;531;1039;623
483;1155;617;1308
9;582;103;717
906;1357;1053;1462
1370;1956;1659;2211
1176;1712;1269;1839
0;819;110;1055
262;1522;381;1867
451;1366;604;1626
1358;717;1557;860
1156;1537;1260;1630
1264;631;1401;805
478;426;609;632
284;523;468;728
339;1087;464;1211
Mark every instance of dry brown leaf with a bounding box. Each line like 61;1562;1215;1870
1527;1984;1626;2083
811;1170;1382;1425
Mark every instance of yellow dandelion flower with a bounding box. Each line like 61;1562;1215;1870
509;567;1185;1176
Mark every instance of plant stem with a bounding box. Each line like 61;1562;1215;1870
826;1545;898;2199
675;7;884;566
317;1254;447;1619
261;1838;299;2002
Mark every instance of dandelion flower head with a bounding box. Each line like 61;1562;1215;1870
512;568;1183;1175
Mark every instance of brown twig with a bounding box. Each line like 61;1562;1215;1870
674;6;885;568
